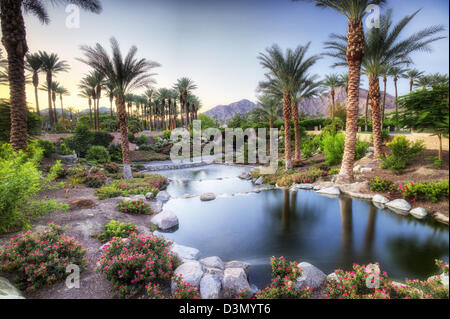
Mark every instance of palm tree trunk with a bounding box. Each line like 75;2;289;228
88;98;93;130
46;75;54;129
116;95;132;179
364;91;369;131
269;118;274;129
369;75;383;157
283;92;292;170
438;134;442;161
291;99;301;161
331;90;335;121
381;76;387;129
96;98;100;130
394;77;399;131
110;97;114;120
33;73;40;115
409;79;413;92
337;18;365;184
60;95;65;130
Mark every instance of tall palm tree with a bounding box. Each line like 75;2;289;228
404;69;424;92
78;76;97;129
379;65;389;129
256;94;282;129
25;53;43;115
39;51;69;129
54;84;69;129
105;80;116;119
389;66;407;131
78;87;94;129
156;88;171;131
40;81;60;126
173;78;197;127
415;73;449;89
79;37;160;178
0;0;101;150
186;94;201;123
297;0;386;183
144;89;154;130
323;73;343;121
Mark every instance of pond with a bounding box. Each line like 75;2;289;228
152;164;449;289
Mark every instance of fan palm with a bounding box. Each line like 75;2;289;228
323;73;343;121
79;37;160;178
156;88;172;131
416;73;449;89
39;51;69;129
25;53;43;115
0;0;100;150
296;0;386;182
403;69;424;92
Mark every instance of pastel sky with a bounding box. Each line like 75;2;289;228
0;0;448;112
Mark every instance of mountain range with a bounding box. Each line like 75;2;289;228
204;87;396;123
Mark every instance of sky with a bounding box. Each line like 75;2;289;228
0;0;448;113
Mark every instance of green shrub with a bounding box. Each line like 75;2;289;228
117;199;152;215
381;135;425;173
355;139;370;160
369;177;396;193
128;132;136;144
322;133;345;166
103;162;120;174
94;185;123;199
95;174;167;199
83;168;107;188
0;223;87;291
86;145;110;163
66;124;93;157
34;139;56;158
136;134;148;146
91;131;114;148
96;232;180;298
92;220;138;243
398;180;449;203
107;143;122;162
162;130;172;140
171;275;201;299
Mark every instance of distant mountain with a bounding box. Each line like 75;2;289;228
40;106;111;115
203;87;396;122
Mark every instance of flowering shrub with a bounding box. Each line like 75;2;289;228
95;174;167;199
381;135;424;173
83;169;107;188
117;199;152;215
172;275;201;299
146;282;165;299
257;168;329;187
0;223;87;291
92;220;138;243
369;177;397;193
96;232;180;298
398;180;449;203
103;162;120;174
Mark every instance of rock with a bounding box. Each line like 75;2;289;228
68;199;95;210
224;261;251;276
145;192;155;200
441;273;449;289
171;243;200;262
295;183;314;190
0;277;24;299
149;199;163;214
327;273;338;282
183;194;197;199
150;210;179;230
200;256;225;270
409;207;428;219
204;267;225;281
316;187;340;196
254;176;263;185
222;268;250;298
360;167;374;173
200;274;222;299
156;191;170;202
238;172;251;180
345;192;373;200
372;194;389;204
434;212;449;225
53;153;78;164
200;193;216;201
313;185;321;191
172;261;204;294
368;146;375;153
294;262;327;290
385;199;411;214
130;194;146;201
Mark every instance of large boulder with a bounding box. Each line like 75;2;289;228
316;187;340;196
130;194;146;201
409;207;428;220
0;277;24;299
200;256;225;270
224;261;251;276
254;177;263;185
145;192;155;200
372;194;389;204
294;262;327;290
295;184;314;190
200;274;222;299
156;191;171;202
150;210;179;230
172;261;204;294
222;268;250;298
171;243;200;262
200;193;216;202
434;212;449;225
149;199;163;214
238;172;251;180
385;199;411;214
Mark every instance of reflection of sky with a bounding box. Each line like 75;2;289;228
0;0;448;111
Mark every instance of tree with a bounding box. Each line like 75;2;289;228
323;73;343;121
54;84;69;129
389;66;407;131
25;53;42;115
79;37;160;178
415;73;449;89
397;84;449;161
256;94;282;128
105;80;116;120
78;79;95;129
0;0;101;150
144;89;154;130
173;78;197;127
296;0;387;183
404;69;424;92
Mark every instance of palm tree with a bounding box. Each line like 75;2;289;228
78;76;97;129
78;87;94;129
40;81;60;126
156;88;172;131
0;1;101;150
79;37;160;178
389;66;407;131
297;0;386;183
416;73;449;89
187;94;201;123
323;73;343;121
25;53;43;115
257;94;282;129
105;80;116;119
54;84;69;129
144;89;154;130
404;69;424;92
173;78;197;127
39;51;69;129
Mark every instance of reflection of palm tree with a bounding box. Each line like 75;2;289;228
363;205;377;256
281;189;292;231
339;196;353;268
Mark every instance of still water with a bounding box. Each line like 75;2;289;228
153;164;449;288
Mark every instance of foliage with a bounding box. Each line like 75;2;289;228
398;180;449;203
128;132;136;144
172;275;201;299
103;162;120;173
86;145;111;163
117;199;152;215
107;143;122;162
83;167;107;188
92;220;138;244
95;174;167;199
197;113;219;129
381;135;425;173
0;100;41;143
96;232;180;298
136;134;148;146
322;133;346;166
145;282;166;299
91;131;114;148
253;168;329;187
65;124;93;157
162;130;172;140
369;177;396;193
0;223;87;291
35;139;56;158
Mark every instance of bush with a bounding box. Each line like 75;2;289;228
35;139;56;158
91;131;114;148
136;134;148;146
96;232;180;298
92;220;138;244
84;168;107;188
171;275;201;299
117;199;152;215
107;143;122;162
128;132;136;144
0;223;87;291
355;139;370;160
66;124;93;157
162;130;172;140
369;177;396;193
381;135;425;173
398;180;449;203
95;175;167;199
103;162;120;174
322;133;345;166
86;145;111;163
